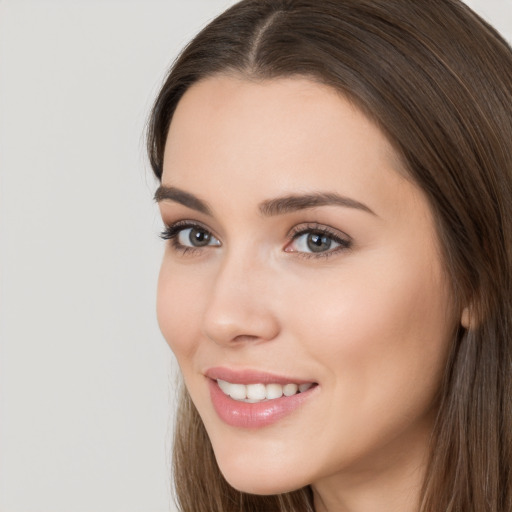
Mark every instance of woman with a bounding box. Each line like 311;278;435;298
147;1;512;511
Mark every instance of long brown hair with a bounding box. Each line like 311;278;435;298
147;1;512;510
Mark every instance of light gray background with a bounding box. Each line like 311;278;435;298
0;1;510;511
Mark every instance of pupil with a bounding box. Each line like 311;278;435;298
190;228;211;247
307;233;331;252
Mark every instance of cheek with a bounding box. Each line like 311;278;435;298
156;259;205;361
289;253;454;413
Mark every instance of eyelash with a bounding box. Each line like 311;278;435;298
286;223;352;259
159;221;352;259
159;220;215;255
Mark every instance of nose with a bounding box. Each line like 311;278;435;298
201;251;280;346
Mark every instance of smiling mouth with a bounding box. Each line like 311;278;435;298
217;379;317;403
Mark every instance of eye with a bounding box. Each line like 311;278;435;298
285;224;351;256
293;232;340;253
177;226;218;247
160;222;221;251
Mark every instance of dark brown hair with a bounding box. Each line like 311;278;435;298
147;1;512;510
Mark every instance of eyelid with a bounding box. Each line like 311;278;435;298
159;219;351;258
160;219;219;240
159;220;222;256
285;223;352;257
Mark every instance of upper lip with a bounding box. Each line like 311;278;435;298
204;366;316;385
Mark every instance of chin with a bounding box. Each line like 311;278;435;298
211;441;310;496
219;466;304;496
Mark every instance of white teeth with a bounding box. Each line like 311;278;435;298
246;383;266;400
228;383;246;400
217;379;231;394
217;379;314;402
283;383;298;396
266;383;283;400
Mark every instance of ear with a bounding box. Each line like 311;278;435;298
461;306;472;329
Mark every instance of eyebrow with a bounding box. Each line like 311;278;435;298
154;185;212;215
154;185;375;217
259;192;376;217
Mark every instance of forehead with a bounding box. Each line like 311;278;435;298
161;75;416;218
164;75;395;163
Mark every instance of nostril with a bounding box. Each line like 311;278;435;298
232;334;260;343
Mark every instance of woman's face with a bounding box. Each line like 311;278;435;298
156;76;458;497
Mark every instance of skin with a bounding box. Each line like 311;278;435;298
156;75;460;512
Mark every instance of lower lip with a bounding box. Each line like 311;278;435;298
208;379;317;429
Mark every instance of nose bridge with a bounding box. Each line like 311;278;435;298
201;244;279;345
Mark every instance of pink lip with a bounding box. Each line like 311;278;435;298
205;368;318;429
205;366;314;385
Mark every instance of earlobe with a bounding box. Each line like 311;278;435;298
461;306;471;329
